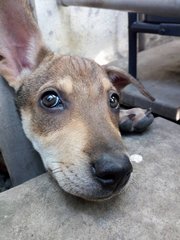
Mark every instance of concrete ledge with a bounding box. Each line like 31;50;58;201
0;118;179;240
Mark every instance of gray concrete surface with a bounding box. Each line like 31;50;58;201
0;117;179;240
121;40;180;121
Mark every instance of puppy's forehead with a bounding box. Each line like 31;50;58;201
49;55;104;81
25;55;110;91
18;55;114;109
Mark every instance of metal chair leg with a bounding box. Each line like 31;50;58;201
128;13;137;78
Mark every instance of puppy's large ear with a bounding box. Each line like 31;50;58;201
0;0;49;90
104;66;155;101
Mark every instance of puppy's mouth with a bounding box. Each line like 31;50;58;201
51;164;132;201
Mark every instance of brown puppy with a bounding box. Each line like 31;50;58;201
0;0;154;200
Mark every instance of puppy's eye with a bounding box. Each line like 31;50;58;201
41;91;63;109
109;93;120;109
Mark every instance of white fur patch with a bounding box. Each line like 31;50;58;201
20;68;32;78
26;36;40;67
130;154;143;163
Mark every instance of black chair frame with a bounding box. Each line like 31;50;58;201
128;13;180;78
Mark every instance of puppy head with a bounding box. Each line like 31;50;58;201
0;0;154;200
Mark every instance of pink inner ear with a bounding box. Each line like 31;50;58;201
0;0;41;77
10;38;32;71
1;37;31;77
2;9;33;71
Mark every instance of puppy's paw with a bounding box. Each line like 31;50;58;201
119;108;154;133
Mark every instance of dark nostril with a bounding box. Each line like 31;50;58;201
92;154;133;188
92;164;116;185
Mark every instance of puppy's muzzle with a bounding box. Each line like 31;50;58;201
92;154;133;191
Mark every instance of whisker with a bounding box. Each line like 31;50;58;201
52;167;61;172
51;161;65;164
53;170;63;174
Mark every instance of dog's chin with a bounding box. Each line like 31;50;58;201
61;184;128;202
60;185;116;202
52;171;130;201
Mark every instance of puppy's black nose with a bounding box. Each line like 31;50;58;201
92;154;133;189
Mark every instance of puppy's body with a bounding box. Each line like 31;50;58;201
0;0;154;200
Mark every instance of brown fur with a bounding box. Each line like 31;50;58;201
0;0;154;200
